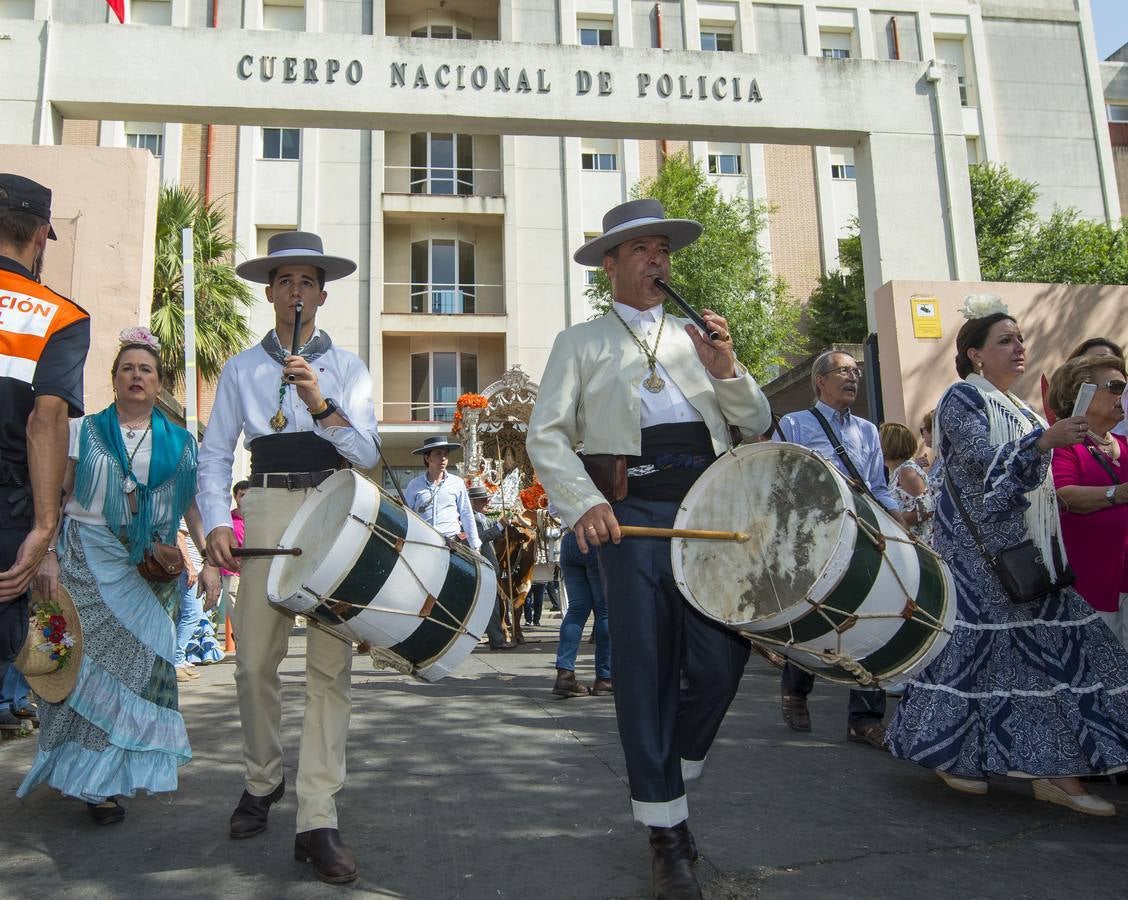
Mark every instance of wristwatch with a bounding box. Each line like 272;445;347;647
1107;486;1118;504
311;397;338;421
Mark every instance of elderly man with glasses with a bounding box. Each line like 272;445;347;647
773;349;903;749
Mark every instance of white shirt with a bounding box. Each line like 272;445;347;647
63;416;154;527
403;472;481;550
197;337;381;536
611;301;704;428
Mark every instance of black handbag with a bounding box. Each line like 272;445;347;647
944;469;1075;603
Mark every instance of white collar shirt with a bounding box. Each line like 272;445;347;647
612;300;704;429
403;471;481;550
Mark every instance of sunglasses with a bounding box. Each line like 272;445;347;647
1099;379;1127;396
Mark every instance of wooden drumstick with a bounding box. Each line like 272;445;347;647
232;547;304;558
619;526;749;542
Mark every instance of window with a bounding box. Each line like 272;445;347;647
708;153;743;175
585;269;600;286
410;133;473;195
821;47;850;59
581;152;617;171
411;24;472;39
830;163;856;180
126;130;163;158
262;127;300;160
578;19;612;46
263;0;304;31
700;30;734;52
411;351;478;421
411;239;476;314
935;37;975;107
1109;105;1128;123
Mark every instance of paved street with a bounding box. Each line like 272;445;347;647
2;622;1127;900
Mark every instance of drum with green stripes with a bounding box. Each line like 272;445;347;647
266;470;497;682
670;443;955;687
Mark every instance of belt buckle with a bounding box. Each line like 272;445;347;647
285;473;301;491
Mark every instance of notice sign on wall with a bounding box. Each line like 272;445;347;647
910;296;942;339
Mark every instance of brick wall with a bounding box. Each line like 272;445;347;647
763;144;824;308
61;120;99;146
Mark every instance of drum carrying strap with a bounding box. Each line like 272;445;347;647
808;407;879;504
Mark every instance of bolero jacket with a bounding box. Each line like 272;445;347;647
527;311;771;526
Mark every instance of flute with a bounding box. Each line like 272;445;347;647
286;302;304;381
653;278;722;341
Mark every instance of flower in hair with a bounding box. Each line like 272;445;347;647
960;294;1009;321
119;326;160;351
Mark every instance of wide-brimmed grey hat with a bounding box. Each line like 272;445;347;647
573;199;702;266
467;485;491;501
236;231;357;284
412;435;464;456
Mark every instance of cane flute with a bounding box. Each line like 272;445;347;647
618;526;749;542
232;547;304;558
653;278;722;341
285;302;304;383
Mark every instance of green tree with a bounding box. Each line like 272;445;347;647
968;162;1040;281
586;151;803;381
150;185;256;386
805;228;868;349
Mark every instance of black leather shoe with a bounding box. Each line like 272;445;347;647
294;827;358;884
649;823;702;900
229;779;285;839
781;690;812;732
87;799;125;825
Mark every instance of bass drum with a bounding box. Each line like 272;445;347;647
266;470;496;682
671;443;956;687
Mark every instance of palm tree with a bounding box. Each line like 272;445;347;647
150;185;256;386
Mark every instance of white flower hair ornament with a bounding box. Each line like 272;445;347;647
960;294;1009;321
119;326;161;351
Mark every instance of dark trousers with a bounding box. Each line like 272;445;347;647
781;661;886;726
484;595;506;647
0;524;31;690
599;496;750;825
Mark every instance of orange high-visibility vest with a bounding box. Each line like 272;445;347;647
0;267;88;387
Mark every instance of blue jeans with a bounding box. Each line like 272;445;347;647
555;532;611;679
175;571;204;668
0;664;30;712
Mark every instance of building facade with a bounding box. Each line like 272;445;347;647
0;0;1117;476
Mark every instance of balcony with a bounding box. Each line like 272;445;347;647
384;282;504;316
384;165;503;197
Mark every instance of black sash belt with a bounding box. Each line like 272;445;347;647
625;422;716;502
248;432;344;475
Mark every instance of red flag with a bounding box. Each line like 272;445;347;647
1041;373;1057;424
105;0;124;22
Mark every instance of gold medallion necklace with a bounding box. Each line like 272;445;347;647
611;307;667;393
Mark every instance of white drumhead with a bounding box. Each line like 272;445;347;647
672;443;852;628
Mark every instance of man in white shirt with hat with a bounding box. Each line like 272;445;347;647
527;199;771;900
199;231;379;884
403;435;480;551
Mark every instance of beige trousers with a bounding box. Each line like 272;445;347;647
233;486;353;832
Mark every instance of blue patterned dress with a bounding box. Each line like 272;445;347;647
886;381;1128;777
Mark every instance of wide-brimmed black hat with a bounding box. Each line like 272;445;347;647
0;174;57;240
236;231;356;284
412;435;463;456
573;199;701;266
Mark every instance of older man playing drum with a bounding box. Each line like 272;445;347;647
528;199;770;900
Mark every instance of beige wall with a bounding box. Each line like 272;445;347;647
875;280;1128;433
0;144;159;415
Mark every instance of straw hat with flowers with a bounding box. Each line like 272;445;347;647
14;584;83;703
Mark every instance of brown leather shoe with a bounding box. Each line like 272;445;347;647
294;827;358;884
649;823;702;900
552;668;590;697
780;690;811;732
591;678;613;695
847;720;889;750
229;779;285;839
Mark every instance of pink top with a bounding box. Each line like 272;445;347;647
1053;437;1128;612
220;509;246;577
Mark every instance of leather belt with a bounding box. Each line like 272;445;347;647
248;469;336;490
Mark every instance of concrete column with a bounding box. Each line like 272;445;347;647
33;0;51;20
621;138;640;202
689;140;708;170
233;124;258;268
497;0;513;42
561;136;584;327
801;0;819;55
1077;0;1121;222
162;122;183;185
370;0;384;36
557;0;575;44
369;129;385;406
965;8;1000;163
99;121;126;147
305;0;322;33
169;0;189;27
854;129;979;331
613;0;631;47
298;128;319;232
501;134;520;367
682;0;700;51
745;143;772;263
242;0;262;31
737;0;755;52
855;6;874;59
812;145;837;272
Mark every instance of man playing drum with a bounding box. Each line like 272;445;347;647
199;232;380;884
528;199;771;900
774;349;900;749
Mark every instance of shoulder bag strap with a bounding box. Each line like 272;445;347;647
942;467;997;566
808;406;877;502
1084;440;1122;485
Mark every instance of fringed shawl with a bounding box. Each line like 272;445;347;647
74;405;197;564
959;373;1067;577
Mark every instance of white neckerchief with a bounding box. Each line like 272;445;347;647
961;373;1065;576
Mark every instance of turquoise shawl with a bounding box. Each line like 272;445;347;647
74;405;197;563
